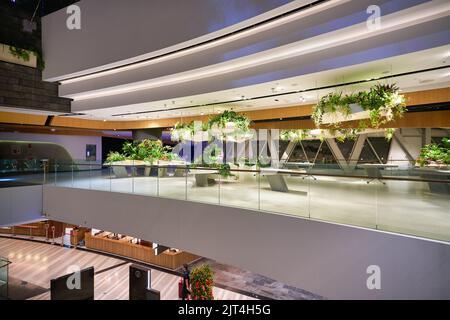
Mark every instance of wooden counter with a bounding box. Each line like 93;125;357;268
85;232;199;270
0;221;64;238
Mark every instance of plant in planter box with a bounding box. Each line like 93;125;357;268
190;264;214;300
9;46;30;61
137;139;172;163
122;141;140;160
106;151;126;163
417;137;450;167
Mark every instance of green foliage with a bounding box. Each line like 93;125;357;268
280;129;311;141
207;110;251;132
170;110;252;142
189;264;214;300
106;151;126;163
137;139;172;163
108;139;173;163
384;128;396;141
9;46;30;61
311;83;406;128
122;141;140;160
417;137;450;167
8;45;45;70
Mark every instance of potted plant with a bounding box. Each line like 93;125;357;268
189;264;214;300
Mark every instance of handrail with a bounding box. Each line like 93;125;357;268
99;163;450;184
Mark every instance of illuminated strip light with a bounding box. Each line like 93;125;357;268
68;1;450;102
59;0;348;85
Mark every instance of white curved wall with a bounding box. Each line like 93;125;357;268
43;186;450;299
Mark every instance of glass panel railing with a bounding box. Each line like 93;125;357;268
1;158;449;243
377;178;450;242
186;167;220;205
218;166;259;210
132;164;158;197
309;172;378;229
260;169;309;217
158;165;188;200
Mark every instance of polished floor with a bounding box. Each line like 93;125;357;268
40;169;450;242
0;237;255;300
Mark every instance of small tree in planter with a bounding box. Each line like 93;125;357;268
190;264;214;300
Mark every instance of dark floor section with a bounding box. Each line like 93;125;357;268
188;258;324;300
6;277;48;300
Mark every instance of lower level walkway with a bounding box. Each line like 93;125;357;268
0;237;254;300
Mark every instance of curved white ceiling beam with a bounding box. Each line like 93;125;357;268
59;0;348;85
65;0;450;102
44;0;321;81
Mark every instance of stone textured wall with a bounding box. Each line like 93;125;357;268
0;61;71;113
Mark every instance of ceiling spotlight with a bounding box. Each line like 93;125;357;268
200;112;204;115
103;119;107;122
274;99;279;102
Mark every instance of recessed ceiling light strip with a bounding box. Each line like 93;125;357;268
58;0;341;84
110;65;450;117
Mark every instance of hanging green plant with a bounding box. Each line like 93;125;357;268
170;110;252;142
207;110;251;132
171;122;195;142
384;128;396;141
311;83;406;129
280;129;311;142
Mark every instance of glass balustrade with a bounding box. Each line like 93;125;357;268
1;158;449;242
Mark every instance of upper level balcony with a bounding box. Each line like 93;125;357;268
2;154;449;243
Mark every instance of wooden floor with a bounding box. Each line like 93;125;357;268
0;237;255;300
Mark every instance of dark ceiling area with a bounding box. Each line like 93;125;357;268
6;0;79;17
